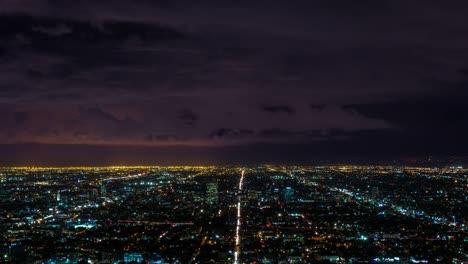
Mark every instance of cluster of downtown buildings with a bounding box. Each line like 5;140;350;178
0;165;466;263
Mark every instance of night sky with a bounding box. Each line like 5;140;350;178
1;1;468;165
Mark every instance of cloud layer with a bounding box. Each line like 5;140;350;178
1;0;468;162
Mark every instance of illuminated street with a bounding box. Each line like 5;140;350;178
234;169;245;264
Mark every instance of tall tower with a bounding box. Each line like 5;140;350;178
283;187;295;203
100;184;107;198
206;183;219;205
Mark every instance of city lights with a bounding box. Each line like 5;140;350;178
0;166;466;263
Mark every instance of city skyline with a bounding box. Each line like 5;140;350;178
1;3;467;262
0;165;466;263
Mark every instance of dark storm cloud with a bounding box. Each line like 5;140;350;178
1;0;468;162
177;108;199;126
259;129;297;138
32;23;73;36
0;14;184;50
341;75;468;154
262;105;295;115
46;93;85;101
309;104;326;111
458;68;468;76
210;128;255;139
343;96;468;131
79;107;122;124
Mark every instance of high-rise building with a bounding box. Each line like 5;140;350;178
124;253;143;263
100;184;107;197
284;187;295;203
206;182;218;205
